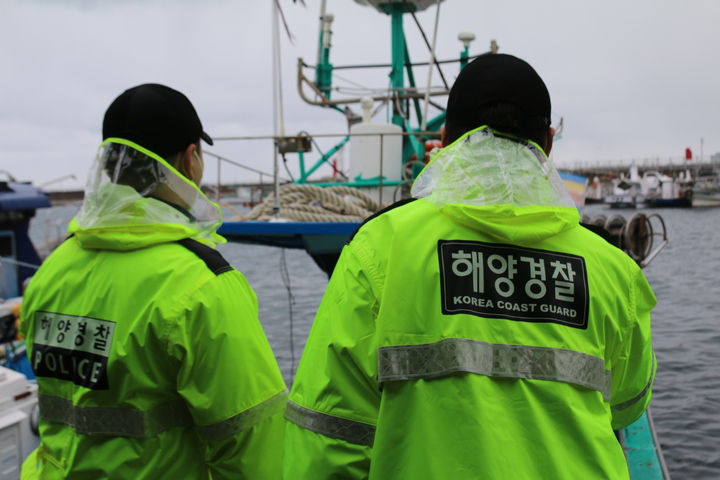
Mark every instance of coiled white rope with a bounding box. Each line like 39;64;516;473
224;184;387;222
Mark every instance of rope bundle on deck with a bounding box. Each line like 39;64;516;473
226;184;388;222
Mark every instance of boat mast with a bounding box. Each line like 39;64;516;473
386;3;407;129
315;0;333;99
271;0;285;217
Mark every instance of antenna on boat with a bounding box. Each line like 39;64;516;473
317;0;329;67
421;0;443;132
458;31;476;68
361;97;374;123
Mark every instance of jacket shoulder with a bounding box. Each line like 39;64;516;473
177;238;234;276
347;198;419;244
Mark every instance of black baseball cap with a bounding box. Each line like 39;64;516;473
102;83;213;158
447;53;551;129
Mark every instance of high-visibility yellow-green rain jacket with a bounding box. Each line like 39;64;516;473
20;140;287;479
283;127;656;479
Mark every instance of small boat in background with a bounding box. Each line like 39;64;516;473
605;165;693;208
584;175;609;204
641;170;693;208
605;165;645;208
691;174;720;207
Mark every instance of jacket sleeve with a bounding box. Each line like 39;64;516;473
609;264;657;430
283;241;381;480
169;270;287;480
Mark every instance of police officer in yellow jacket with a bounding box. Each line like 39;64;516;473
283;54;656;479
20;84;286;479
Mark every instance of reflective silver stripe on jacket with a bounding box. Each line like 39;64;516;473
612;354;656;412
378;338;612;401
39;394;193;438
39;390;287;440
285;400;376;447
197;390;288;441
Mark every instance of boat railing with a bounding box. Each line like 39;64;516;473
210;129;441;209
297;58;453;107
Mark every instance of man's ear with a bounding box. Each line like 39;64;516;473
179;144;198;182
441;126;448;147
543;127;555;156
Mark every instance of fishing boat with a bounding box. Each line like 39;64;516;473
0;176;48;478
641;170;693;208
605;165;693;209
605;165;646;209
584;175;609;204
690;174;720;207
214;1;672;478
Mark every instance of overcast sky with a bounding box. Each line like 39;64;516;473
1;0;719;191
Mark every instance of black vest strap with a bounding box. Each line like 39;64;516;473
347;198;418;244
177;238;234;276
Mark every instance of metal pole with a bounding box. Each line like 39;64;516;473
390;5;406;128
317;0;328;67
273;146;281;217
421;0;442;132
0;257;41;270
272;1;282;217
379;133;385;205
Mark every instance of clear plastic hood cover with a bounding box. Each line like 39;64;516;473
411;127;576;209
74;139;222;243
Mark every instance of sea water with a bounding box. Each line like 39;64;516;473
30;203;720;479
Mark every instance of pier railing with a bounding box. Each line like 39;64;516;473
567;157;719;179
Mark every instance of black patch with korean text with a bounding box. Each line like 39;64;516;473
31;312;115;390
438;240;589;329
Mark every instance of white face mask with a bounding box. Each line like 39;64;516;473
191;150;204;186
193;150;204;170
